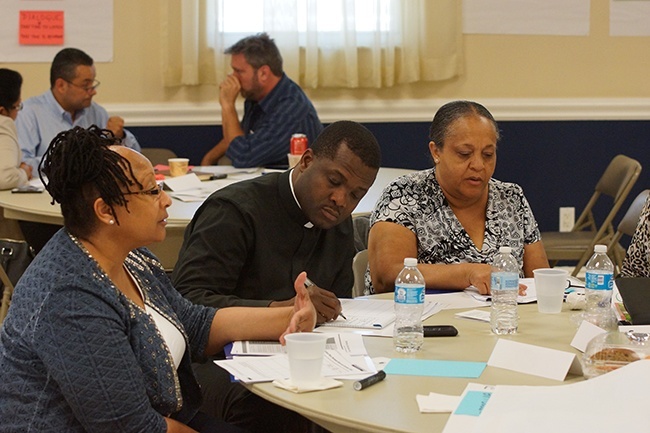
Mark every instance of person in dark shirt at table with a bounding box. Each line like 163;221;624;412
200;32;322;168
174;120;382;432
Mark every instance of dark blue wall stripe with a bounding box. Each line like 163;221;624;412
129;120;649;239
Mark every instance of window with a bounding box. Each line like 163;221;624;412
221;0;393;36
162;0;462;89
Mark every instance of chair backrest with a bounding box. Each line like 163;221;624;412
352;249;369;298
607;189;650;274
573;154;642;233
0;238;35;324
566;155;641;275
141;148;178;166
0;266;13;324
616;189;650;238
352;214;370;252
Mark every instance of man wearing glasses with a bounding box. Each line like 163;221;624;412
16;48;140;173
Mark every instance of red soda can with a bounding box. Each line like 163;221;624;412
290;133;308;155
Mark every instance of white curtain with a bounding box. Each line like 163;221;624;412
162;0;462;89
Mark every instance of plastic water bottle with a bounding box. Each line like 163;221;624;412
490;246;519;335
584;244;616;330
394;258;425;353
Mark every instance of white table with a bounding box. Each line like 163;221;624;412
0;167;412;269
245;301;586;433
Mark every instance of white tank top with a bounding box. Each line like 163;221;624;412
128;267;186;369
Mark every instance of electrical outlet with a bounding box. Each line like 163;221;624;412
559;207;575;232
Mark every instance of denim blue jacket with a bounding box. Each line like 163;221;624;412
0;230;217;432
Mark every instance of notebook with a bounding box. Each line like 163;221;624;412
320;298;439;329
616;278;650;325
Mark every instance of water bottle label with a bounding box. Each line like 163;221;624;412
490;272;518;291
585;272;613;290
395;285;425;304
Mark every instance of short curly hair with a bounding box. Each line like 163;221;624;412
311;121;381;169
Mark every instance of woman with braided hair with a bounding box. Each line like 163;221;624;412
0;125;317;433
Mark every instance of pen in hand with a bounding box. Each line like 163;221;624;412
304;277;347;320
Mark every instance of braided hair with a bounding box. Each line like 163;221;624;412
39;125;142;238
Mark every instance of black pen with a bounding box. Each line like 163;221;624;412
304;277;347;320
353;370;386;391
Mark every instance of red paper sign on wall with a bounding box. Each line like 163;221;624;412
19;10;64;45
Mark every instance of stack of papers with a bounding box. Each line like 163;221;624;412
443;360;650;433
215;333;377;383
316;298;442;336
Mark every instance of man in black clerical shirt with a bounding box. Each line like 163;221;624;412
173;120;381;433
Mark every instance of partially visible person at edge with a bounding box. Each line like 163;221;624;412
200;32;322;168
620;193;650;278
0;125;316;433
174;120;381;432
0;68;32;190
366;100;549;294
16;47;141;173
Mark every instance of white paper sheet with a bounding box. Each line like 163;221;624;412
231;333;368;357
570;320;607;353
442;383;496;433
214;349;375;383
463;0;590;35
487;339;580;381
316;300;442;338
416;392;462;413
475;360;650;433
611;0;650;36
427;291;490;310
454;309;490;322
465;278;538;304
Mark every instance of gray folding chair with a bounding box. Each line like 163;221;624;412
352;213;371;252
606;189;650;275
352;249;369;298
140;147;178;166
0;266;13;324
542;154;642;276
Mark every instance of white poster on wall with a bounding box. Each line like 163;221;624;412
462;0;590;35
0;0;113;62
611;0;650;36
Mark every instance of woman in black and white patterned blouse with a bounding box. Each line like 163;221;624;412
367;100;549;294
621;194;650;278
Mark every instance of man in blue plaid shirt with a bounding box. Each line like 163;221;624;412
201;33;322;168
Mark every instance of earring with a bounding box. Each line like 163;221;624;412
434;159;440;164
109;219;115;225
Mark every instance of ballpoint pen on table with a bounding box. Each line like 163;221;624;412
304;277;347;320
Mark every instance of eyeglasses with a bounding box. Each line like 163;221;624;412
124;184;164;200
12;102;23;111
64;79;101;92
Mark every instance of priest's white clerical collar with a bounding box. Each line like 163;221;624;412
288;168;314;229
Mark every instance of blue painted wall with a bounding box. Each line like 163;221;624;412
130;120;649;237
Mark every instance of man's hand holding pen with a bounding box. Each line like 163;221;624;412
304;277;347;324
